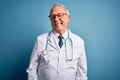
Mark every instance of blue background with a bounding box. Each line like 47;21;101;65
0;0;120;80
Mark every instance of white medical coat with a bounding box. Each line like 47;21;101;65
26;30;87;80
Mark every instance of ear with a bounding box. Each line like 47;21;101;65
67;15;70;22
49;17;52;21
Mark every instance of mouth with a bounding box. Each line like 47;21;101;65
55;22;62;26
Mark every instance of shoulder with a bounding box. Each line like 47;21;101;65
34;32;50;50
37;32;49;40
34;31;50;46
70;31;84;44
37;31;51;41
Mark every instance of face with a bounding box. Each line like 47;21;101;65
49;6;70;34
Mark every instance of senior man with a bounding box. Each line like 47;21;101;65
26;3;88;80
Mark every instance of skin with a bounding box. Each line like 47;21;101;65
50;5;70;35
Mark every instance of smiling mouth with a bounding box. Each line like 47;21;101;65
55;22;62;25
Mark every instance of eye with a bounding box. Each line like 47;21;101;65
57;14;64;17
48;13;67;20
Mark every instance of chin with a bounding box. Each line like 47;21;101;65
54;25;62;30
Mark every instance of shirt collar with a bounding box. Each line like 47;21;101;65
52;29;68;39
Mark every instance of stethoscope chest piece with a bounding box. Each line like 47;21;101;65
41;50;48;56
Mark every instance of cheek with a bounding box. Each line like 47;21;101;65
51;21;55;25
61;18;67;23
63;17;70;22
62;19;69;25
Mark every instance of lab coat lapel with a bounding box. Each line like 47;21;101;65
48;31;60;51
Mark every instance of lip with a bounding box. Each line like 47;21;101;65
55;22;62;25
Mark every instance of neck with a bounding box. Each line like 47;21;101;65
56;28;68;35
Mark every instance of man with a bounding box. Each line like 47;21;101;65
26;4;88;80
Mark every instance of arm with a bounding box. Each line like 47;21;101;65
26;39;40;80
76;41;88;80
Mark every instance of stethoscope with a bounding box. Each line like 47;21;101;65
41;29;73;61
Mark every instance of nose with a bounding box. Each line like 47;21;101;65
54;15;59;21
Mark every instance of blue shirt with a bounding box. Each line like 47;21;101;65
26;29;87;80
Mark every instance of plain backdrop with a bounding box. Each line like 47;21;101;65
0;0;120;80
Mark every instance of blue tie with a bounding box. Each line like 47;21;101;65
58;35;63;48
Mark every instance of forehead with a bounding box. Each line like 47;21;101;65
51;6;66;14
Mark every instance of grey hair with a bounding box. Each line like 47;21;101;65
49;4;70;15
